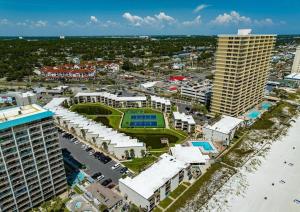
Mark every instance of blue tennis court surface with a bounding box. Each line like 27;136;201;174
130;121;157;127
131;115;156;120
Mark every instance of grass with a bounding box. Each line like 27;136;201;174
159;197;173;209
169;184;187;199
251;119;274;129
71;103;122;115
121;110;165;128
152;207;163;212
70;103;187;150
73;185;83;194
121;156;157;173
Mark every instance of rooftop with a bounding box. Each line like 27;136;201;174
173;111;195;125
0;104;53;130
75;92;147;101
119;153;188;199
285;73;300;80
205;115;244;134
170;144;210;164
150;95;171;105
86;183;122;209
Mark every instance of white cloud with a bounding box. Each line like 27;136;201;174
183;15;201;26
122;12;144;26
0;19;9;25
254;18;273;26
194;4;209;13
57;20;76;27
122;12;175;27
211;11;251;25
90;16;98;23
33;20;47;27
155;12;175;22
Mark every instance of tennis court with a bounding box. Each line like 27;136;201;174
121;110;165;128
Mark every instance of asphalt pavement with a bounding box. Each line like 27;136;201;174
59;134;123;185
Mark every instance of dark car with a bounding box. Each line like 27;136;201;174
91;172;102;179
101;178;112;186
120;167;128;174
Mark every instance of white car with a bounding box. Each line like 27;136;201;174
97;175;104;181
81;144;86;149
111;163;121;170
74;140;79;144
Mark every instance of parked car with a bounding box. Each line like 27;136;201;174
101;178;112;186
92;172;102;179
120;167;128;174
97;175;105;181
112;163;121;170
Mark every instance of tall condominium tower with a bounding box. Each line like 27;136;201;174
292;46;300;73
0;104;66;211
211;29;276;117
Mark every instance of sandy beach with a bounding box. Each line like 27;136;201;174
202;116;300;212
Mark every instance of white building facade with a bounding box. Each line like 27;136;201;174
119;154;192;211
173;112;195;133
203;115;244;145
74;92;147;108
45;98;146;160
180;80;212;105
150;96;171;113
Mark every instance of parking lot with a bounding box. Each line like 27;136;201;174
59;133;124;185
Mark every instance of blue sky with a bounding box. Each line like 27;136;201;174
0;0;299;36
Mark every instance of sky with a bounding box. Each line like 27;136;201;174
0;0;299;36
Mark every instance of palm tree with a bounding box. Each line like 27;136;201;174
125;150;130;159
80;129;86;139
102;142;108;151
129;149;135;159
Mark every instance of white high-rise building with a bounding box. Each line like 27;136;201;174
0;104;66;211
292;46;300;73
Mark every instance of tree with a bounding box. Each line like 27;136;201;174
80;129;86;139
102;142;108;151
140;149;146;157
125;150;130;159
129;149;135;159
192;103;208;114
41;200;51;212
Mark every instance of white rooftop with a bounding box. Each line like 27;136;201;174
285;73;300;80
45;98;144;148
150;95;171;105
173;111;195;125
75;92;146;101
170;144;210;164
119;153;188;199
0;104;46;123
140;81;160;89
205;115;244;134
237;29;252;35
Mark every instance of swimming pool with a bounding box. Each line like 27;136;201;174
261;102;271;110
191;141;214;151
247;110;261;119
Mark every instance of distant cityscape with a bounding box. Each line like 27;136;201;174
0;28;300;212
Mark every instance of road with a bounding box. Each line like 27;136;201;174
59;134;123;185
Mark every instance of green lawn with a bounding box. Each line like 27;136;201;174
121;156;157;173
71;103;122;115
159;197;173;209
73;185;83;194
169;184;187;199
121;109;165;128
152;207;163;212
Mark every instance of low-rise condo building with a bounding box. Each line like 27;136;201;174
119;153;191;211
74;92;147;108
173;111;195;133
203;115;244;145
150;96;171;113
45;98;146;159
180;80;212;105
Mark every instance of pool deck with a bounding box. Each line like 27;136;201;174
188;140;219;154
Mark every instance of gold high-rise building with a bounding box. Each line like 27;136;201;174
211;29;276;117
